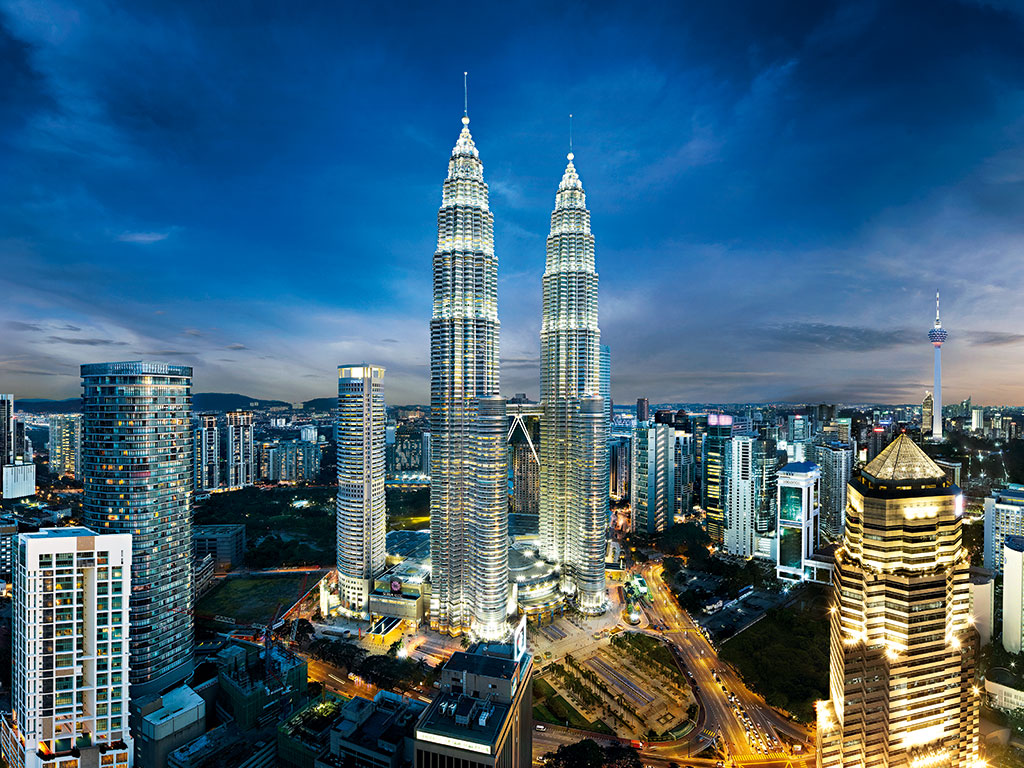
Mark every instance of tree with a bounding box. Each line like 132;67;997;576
543;739;606;768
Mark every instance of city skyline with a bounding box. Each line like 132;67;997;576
3;2;1024;406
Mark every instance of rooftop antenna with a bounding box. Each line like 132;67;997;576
463;72;469;123
568;113;574;160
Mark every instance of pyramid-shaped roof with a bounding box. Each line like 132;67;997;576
862;434;947;482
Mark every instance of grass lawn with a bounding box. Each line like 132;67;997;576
534;694;614;735
196;575;310;625
533;678;557;700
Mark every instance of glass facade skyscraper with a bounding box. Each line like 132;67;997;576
336;365;386;618
224;410;255;489
539;153;608;614
81;361;194;698
429;114;508;640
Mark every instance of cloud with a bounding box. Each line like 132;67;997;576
182;329;203;337
501;356;539;369
6;321;42;331
966;330;1024;346
115;231;172;244
45;336;128;346
757;323;919;353
381;338;399;344
225;343;248;350
56;323;81;331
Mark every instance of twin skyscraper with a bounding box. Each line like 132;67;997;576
426;110;609;639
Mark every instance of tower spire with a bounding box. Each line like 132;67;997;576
463;71;468;121
935;289;941;326
568;113;573;159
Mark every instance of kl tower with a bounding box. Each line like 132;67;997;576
928;290;948;441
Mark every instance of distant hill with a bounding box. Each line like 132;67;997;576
193;393;289;412
16;393;350;414
16;398;82;414
302;397;335;412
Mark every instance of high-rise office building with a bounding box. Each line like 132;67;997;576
259;439;321;483
815;435;980;767
81;361;194;697
429;112;508;640
1003;536;1024;654
414;630;533;768
336;365;386;618
753;433;778;536
776;462;820;582
928;290;948;441
195;415;220;491
0;395;34;500
48;413;81;479
0;528;134;768
816;441;853;542
701;414;734;547
508;404;540;520
0;394;13;468
636;398;649;423
631;422;674;535
421;432;431;473
673;427;696;519
787;413;811;442
971;406;984;433
724;435;756;557
984;485;1024;576
922;391;933;438
609;434;630;500
300;425;318;443
866;424;890;462
539;152;607;614
224;411;255;489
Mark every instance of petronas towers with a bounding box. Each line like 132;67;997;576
429;114;508;640
430;112;608;639
539;152;608;614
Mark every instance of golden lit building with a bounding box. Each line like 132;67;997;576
816;434;980;767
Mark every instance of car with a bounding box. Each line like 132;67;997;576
535;724;546;731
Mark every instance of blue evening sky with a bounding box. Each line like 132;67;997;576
2;0;1024;405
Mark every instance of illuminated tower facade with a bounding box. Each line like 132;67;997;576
816;435;980;767
429;112;508;639
336;365;386;618
928;291;948;441
81;361;194;698
539;152;608;614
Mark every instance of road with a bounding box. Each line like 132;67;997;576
640;562;814;763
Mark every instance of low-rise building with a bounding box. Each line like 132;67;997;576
985;667;1024;713
316;691;425;768
195;524;246;569
216;641;307;731
167;723;276;768
133;685;207;768
278;697;344;768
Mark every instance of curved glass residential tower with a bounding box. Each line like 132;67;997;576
81;361;194;698
336;365;386;618
539;153;608;614
430;115;508;639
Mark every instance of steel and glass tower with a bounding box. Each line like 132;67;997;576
429;112;508;640
929;290;948;441
816;435;980;767
81;361;194;698
539;152;608;614
336;365;386;618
